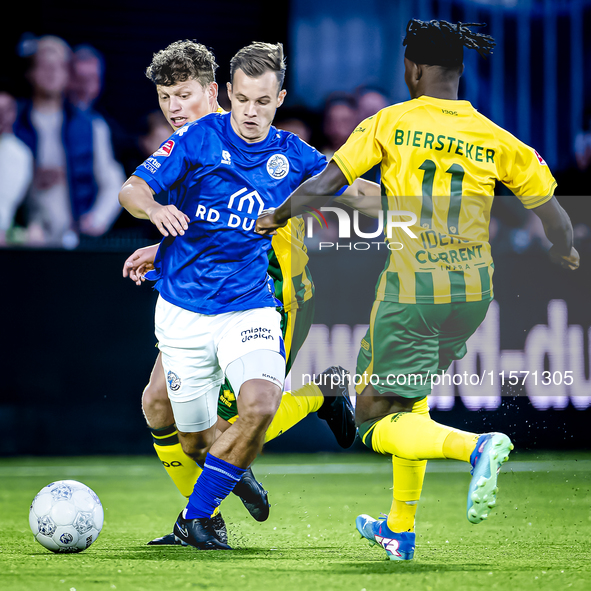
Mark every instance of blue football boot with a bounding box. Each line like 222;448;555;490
356;514;415;561
467;432;513;524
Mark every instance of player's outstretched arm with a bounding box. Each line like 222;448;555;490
119;175;190;238
122;244;159;285
256;161;348;235
531;196;580;270
336;178;381;218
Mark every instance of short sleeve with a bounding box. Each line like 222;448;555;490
302;144;328;180
133;123;203;194
498;135;557;209
331;114;384;185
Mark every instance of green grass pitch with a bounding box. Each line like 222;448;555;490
1;452;590;591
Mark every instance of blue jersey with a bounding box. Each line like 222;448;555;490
133;112;328;315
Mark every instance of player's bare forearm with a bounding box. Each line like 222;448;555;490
123;243;159;285
118;176;156;220
119;175;190;238
532;197;580;270
256;162;349;234
336;178;382;218
276;161;349;223
534;197;573;250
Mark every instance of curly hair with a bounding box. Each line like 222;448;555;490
145;40;218;87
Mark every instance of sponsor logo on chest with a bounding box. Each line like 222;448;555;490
195;187;269;231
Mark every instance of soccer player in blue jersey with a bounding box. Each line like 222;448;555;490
119;42;360;550
124;40;362;547
125;41;271;545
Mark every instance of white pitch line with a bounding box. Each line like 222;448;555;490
258;460;591;475
0;460;589;478
0;465;156;478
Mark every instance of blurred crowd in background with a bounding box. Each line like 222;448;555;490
1;33;590;254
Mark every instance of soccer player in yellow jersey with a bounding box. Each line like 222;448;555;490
257;19;579;560
124;40;364;545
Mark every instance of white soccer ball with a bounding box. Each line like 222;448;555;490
29;480;104;553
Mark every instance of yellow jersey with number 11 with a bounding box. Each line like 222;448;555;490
332;95;557;304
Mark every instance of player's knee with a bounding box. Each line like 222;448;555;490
183;446;208;465
142;380;172;428
142;379;168;411
239;381;281;425
180;432;212;464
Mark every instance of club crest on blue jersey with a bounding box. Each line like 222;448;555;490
266;154;290;179
167;371;181;392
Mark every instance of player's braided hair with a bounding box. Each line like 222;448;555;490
146;40;218;87
403;19;495;68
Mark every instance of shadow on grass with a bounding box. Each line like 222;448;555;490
94;545;295;561
323;562;498;574
92;545;501;573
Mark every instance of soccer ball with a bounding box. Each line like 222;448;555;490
29;480;104;553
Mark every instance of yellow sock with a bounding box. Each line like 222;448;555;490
366;398;477;532
372;411;478;461
388;499;418;533
442;430;480;463
150;425;203;499
387;456;427;533
152;427;222;517
263;384;324;443
153;441;202;499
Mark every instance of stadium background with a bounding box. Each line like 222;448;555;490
1;0;590;456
